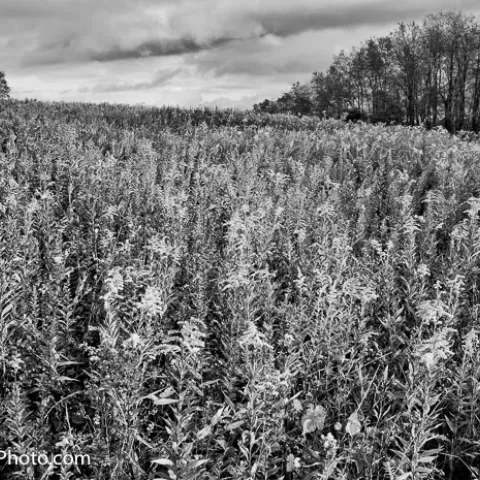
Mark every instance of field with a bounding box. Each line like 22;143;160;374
1;99;480;479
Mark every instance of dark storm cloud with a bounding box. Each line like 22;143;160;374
90;37;235;63
22;37;234;67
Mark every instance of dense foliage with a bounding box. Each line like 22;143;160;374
255;10;480;134
0;71;10;101
1;99;480;479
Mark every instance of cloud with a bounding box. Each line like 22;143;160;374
196;54;315;77
200;94;267;109
91;68;182;93
4;0;480;110
190;29;354;79
244;1;441;37
90;37;234;63
6;0;480;69
22;37;235;66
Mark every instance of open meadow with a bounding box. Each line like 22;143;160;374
1;99;480;479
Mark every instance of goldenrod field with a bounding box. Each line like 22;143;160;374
1;99;480;480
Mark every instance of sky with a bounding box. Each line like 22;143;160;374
1;0;479;110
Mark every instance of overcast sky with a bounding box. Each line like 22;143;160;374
1;0;479;110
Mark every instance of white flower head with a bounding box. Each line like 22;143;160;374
124;333;144;349
105;268;124;296
417;263;430;278
137;286;165;317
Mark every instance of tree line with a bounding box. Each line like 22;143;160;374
0;71;10;101
254;10;480;134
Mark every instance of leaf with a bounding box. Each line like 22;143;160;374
196;425;212;440
57;361;83;366
140;391;179;406
211;406;224;425
160;387;176;398
345;412;361;437
194;459;209;468
302;405;326;436
56;376;79;383
445;415;456;433
135;433;155;449
153;398;179;406
1;303;13;320
151;458;174;467
223;394;235;411
418;456;437;464
226;420;245;431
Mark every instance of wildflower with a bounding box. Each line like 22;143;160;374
283;333;295;347
239;322;272;351
181;320;206;354
55;435;73;448
417;327;455;371
464;328;477;357
8;354;23;372
417;263;430;278
123;333;144;349
104;268;124;297
136;286;165;317
286;454;301;472
322;432;337;450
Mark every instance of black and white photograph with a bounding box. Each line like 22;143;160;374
1;1;480;479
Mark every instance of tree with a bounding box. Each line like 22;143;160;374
421;14;445;126
345;108;368;123
0;71;10;100
311;71;331;117
471;25;480;132
290;82;314;116
253;82;314;117
392;21;423;126
253;99;280;114
253;10;480;134
370;91;405;124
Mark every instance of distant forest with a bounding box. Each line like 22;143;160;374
254;10;480;134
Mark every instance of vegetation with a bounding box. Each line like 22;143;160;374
0;98;480;479
254;10;480;134
0;71;10;101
